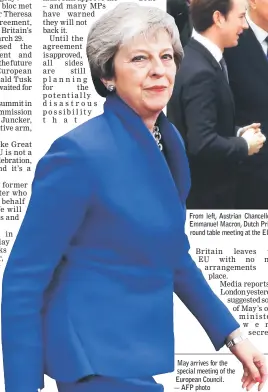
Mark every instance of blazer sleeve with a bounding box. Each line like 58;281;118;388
1;135;93;392
182;70;248;161
174;215;239;351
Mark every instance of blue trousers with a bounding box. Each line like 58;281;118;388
56;376;164;392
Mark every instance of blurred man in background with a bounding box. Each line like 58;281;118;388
167;0;265;209
224;0;268;209
167;0;192;46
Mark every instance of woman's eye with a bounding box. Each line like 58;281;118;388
131;55;147;62
162;54;173;60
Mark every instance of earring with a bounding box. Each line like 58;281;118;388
107;84;115;92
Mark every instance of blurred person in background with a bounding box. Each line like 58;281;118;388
1;3;267;392
168;0;266;209
167;0;193;46
224;0;268;208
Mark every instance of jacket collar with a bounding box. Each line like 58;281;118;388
192;31;223;63
246;13;268;47
103;93;191;204
187;38;235;111
238;27;268;85
188;38;222;72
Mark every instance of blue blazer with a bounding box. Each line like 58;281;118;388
1;94;239;392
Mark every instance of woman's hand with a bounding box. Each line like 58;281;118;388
229;339;267;391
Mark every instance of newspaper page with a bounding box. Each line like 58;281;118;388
0;0;267;391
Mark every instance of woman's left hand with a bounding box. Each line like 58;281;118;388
230;339;267;391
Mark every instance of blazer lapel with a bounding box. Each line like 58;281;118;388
158;113;191;203
103;94;190;205
189;39;236;113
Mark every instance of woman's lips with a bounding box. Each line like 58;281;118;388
146;86;167;92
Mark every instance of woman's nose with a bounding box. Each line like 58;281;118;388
149;58;166;76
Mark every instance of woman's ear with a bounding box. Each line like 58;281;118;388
101;78;116;92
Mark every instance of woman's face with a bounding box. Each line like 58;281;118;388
107;29;176;121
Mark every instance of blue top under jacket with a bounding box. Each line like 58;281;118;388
1;94;239;392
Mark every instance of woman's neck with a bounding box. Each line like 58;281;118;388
142;114;160;132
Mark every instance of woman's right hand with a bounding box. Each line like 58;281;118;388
229;339;267;391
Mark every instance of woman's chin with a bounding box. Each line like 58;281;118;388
144;99;169;114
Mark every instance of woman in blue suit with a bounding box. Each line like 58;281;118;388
1;3;267;392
